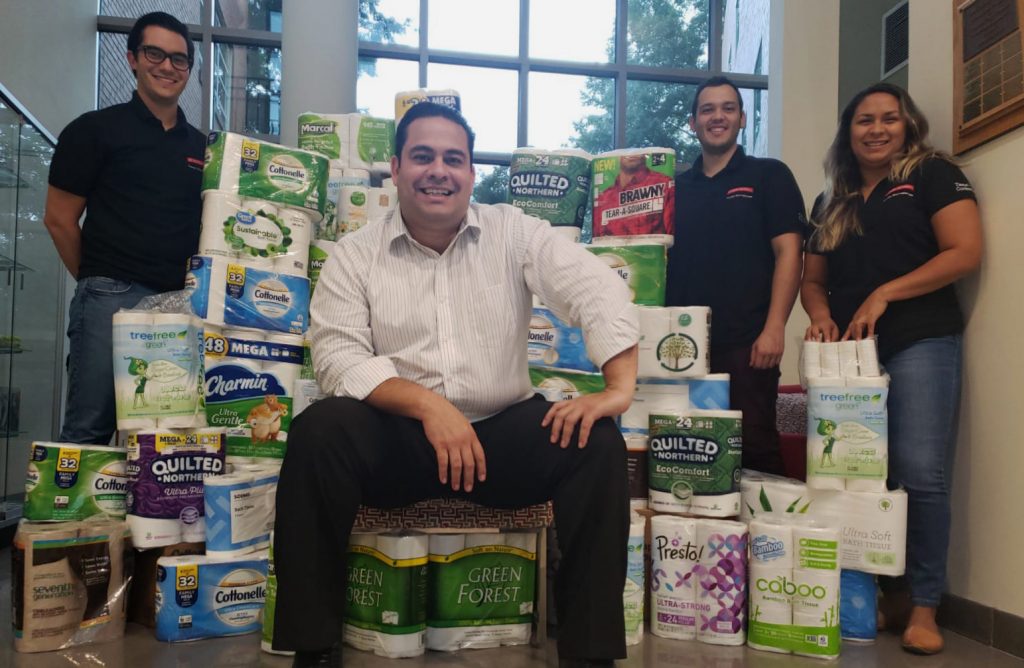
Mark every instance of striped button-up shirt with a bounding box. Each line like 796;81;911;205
310;203;638;421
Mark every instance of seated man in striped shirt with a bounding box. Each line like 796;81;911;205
274;102;639;668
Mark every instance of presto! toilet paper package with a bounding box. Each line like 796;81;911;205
24;442;127;522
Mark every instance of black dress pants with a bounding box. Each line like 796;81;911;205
711;345;785;475
272;394;629;660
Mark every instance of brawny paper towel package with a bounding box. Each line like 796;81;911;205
24;442;127;522
806;488;907;576
508;148;592;231
529;366;606;401
425;532;535;651
693;519;748;646
345;532;429;658
620;376;731;438
155;554;269;642
740;470;812;521
527;306;599;373
586;239;668;306
591;148;675;239
204;467;278;559
650;515;701;640
12;519;132;653
261;531;294;655
394;89;462;122
637;306;711;379
647;411;743;516
806;375;889;489
624;513;646;646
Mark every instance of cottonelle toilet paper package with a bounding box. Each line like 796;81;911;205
529;366;605;401
24;442;127;522
527;306;599;373
203;131;327;218
591;148;675;239
204;467;279;559
586;239;668;306
297;112;395;172
624;513;646;646
806;375;889;490
155;553;269;642
638;306;711;379
394;88;462;122
806;488;907;576
12;519;132;653
740;470;812;521
647;411;742;517
126;429;226;547
425;532;536;651
508;148;592;233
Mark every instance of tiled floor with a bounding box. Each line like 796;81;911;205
2;547;1021;668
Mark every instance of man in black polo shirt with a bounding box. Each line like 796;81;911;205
43;11;204;445
666;76;805;475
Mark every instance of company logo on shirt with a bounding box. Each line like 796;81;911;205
954;181;973;193
725;186;753;200
186;156;204;172
883;184;915;201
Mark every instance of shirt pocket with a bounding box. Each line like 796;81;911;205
471;284;515;349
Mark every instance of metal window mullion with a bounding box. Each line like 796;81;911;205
419;0;429;87
615;0;628;148
201;0;213;132
709;0;723;73
517;0;529;148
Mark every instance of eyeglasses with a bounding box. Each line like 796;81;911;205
137;45;191;71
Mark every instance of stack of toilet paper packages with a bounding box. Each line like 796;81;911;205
586;238;668;306
624;512;646;646
638;306;711;379
529;365;606;402
292;337;326;419
801;336;882;385
807;488;907;576
298;112;394;173
650;516;748;646
591;148;676;241
202;327;303;462
805;372;890;492
747;516;841;659
528;305;599;373
425;531;537;651
112;310;206;431
839;569;877;642
318;164;395;241
395;88;462;122
12;518;132;652
261;531;293;655
24;442;127;522
740;470;812;521
344;532;429;658
203;464;279;559
648;410;742;517
620;376;730;509
508;148;593;243
155;553;269;642
125;429;225;547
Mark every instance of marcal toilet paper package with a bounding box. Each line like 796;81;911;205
638;306;711;379
806;376;889;489
648;410;743;516
508;148;592;231
187;255;310;334
425;532;536;651
203;328;303;461
740;470;812;521
807;488;907;576
624;513;645;646
198;193;312;277
591;148;675;239
126;429;226;547
528;306;598;373
204;467;279;559
112;311;206;431
395;89;461;122
24;442;127;522
13;519;132;653
586;239;668;306
203;131;327;217
155;554;269;642
529;366;605;401
620;375;731;438
308;240;335;296
297;112;394;172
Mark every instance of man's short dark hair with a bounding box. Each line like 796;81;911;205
690;76;744;117
127;11;194;71
394;102;475;163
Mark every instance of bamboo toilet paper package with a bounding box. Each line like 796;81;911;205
637;306;711;379
807;488;907;576
425;532;536;651
204;467;279;559
620;375;731;439
24;442;127;522
591;148;676;239
508;148;592;233
344;532;429;658
806;376;889;489
650;515;701;640
126;429;226;548
527;306;599;373
529;366;606;402
693;519;748;646
155;553;269;642
647;410;743;516
586;238;668;306
624;513;646;646
740;470;812;521
12;518;132;653
394;88;461;122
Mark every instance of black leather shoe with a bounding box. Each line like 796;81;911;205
292;643;343;667
559;659;614;668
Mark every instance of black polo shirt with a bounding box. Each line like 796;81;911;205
808;157;975;362
49;92;205;292
666;147;806;352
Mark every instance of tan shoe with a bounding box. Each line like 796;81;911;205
901;606;944;655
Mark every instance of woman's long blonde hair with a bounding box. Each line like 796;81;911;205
810;83;948;252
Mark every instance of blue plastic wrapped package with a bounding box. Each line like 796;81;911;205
840;569;877;643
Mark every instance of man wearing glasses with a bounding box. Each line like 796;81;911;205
44;12;204;446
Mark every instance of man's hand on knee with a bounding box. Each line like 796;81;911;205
541;389;632;449
421;397;487;492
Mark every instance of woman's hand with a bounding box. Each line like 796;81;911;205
842;289;889;340
806;318;840;342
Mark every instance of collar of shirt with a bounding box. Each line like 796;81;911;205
686;145;748;182
129;90;189;134
386;203;482;254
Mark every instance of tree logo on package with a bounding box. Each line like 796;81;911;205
656;333;697;372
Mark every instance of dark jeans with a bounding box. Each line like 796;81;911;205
273;394;630;660
711;345;784;475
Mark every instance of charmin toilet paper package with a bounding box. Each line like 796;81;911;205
806;376;889;489
694;519;748;646
126;429;226;548
155;553;269;642
297;112;394;172
394;88;461;122
806;488;907;576
620;375;731;438
203;329;303;461
527;306;598;373
204;467;278;559
112;311;205;430
637;306;711;379
650;515;700;640
345;532;428;658
425;532;536;651
529;366;605;402
198;193;312;277
591;148;675;239
186;255;310;334
12;519;132;653
647;410;742;516
508;148;592;231
203;131;327;217
624;513;646;646
24;442;127;522
740;470;812;521
586;239;668;306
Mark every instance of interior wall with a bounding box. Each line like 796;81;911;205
908;0;1024;618
839;0;909;109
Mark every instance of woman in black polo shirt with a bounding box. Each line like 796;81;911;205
801;83;982;655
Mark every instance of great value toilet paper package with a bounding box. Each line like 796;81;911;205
527;306;598;373
24;442;127;522
805;377;889;487
297;112;395;172
528;366;606;401
508;148;592;230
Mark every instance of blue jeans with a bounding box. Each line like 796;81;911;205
882;335;963;607
59;277;159;445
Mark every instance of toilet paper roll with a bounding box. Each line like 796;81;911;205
112;312;154;426
805;376;844;388
792;609;841;659
802;340;822;381
740;470;811;521
367;187;394;224
793;523;840;571
204;469;277;559
650;515;700;640
339;185;369;235
749;565;794;609
199;191;241;258
749;518;794;569
838;341;859;378
377;532;429;560
748;604;793;654
792;569;840;616
273;209;312;276
857;337;881;376
180;515;206;543
350;533;378;548
226;455;257;467
552;226;582;242
127;516;183;548
845;477;887;492
428;534;465;556
112;310;154;327
820;343;841;378
637;306;711;379
624;512;646;647
844;374;890;388
341;168;372;186
464;533;505;549
157;413;208;429
806;473;845;491
504;531;537;554
697;519;748;565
